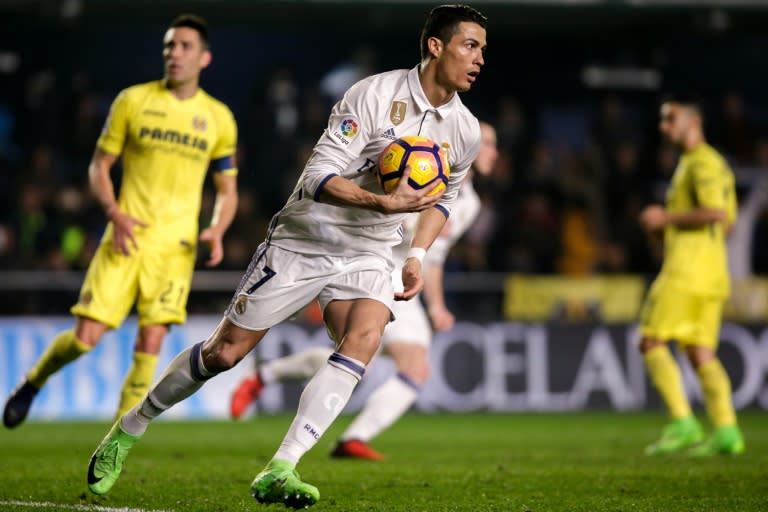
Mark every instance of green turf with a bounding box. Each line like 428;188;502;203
1;412;767;511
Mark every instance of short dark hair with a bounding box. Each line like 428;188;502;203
420;4;488;60
169;14;209;48
661;91;706;123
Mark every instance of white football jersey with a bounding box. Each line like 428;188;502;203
266;65;482;262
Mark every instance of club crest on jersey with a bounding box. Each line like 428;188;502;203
389;101;407;125
192;116;207;132
235;297;247;315
332;118;359;145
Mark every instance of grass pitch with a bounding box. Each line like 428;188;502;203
1;411;766;511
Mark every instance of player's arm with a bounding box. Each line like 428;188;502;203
422;261;455;331
644;159;735;233
318;165;443;213
397;207;447;301
199;169;238;267
88;147;148;256
309;77;443;213
201;105;240;266
397;124;481;301
420;202;475;329
640;204;725;233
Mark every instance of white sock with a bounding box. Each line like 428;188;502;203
260;346;334;385
273;353;365;464
341;373;419;442
121;342;214;436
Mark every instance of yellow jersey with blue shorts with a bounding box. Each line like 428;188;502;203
639;142;737;347
72;80;237;328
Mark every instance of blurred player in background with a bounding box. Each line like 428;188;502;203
3;14;238;428
638;92;744;456
229;121;499;461
85;4;487;508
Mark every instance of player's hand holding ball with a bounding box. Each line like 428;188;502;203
385;165;444;213
377;135;450;213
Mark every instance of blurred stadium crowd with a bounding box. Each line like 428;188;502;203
1;11;767;300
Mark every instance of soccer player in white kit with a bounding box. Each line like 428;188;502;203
87;4;488;509
229;122;499;461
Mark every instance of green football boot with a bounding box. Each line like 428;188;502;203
87;421;141;495
251;459;320;509
645;416;704;456
689;425;745;456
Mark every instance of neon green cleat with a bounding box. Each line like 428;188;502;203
87;421;141;495
645;416;704;456
251;459;320;509
689;425;745;456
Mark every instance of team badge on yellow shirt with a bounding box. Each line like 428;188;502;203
192;116;207;132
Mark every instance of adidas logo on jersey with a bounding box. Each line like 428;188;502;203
381;127;397;140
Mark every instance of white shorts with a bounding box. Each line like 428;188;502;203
380;295;432;348
226;243;394;331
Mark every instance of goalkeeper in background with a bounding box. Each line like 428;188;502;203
638;92;743;456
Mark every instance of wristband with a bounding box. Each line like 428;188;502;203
407;247;426;263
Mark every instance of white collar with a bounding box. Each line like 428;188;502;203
407;64;459;120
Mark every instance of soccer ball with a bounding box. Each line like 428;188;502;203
377;135;450;196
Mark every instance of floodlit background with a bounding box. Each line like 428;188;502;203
1;0;767;418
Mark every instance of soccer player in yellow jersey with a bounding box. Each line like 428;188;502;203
639;92;744;456
3;14;238;429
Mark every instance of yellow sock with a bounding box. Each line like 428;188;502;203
115;351;159;420
27;330;92;388
696;359;736;427
644;345;692;419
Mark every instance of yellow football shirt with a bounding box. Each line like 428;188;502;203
658;142;737;298
97;80;237;248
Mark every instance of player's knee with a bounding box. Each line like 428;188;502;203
402;364;430;385
639;338;664;354
135;326;168;355
345;327;382;355
685;345;715;369
74;320;108;347
77;333;103;347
